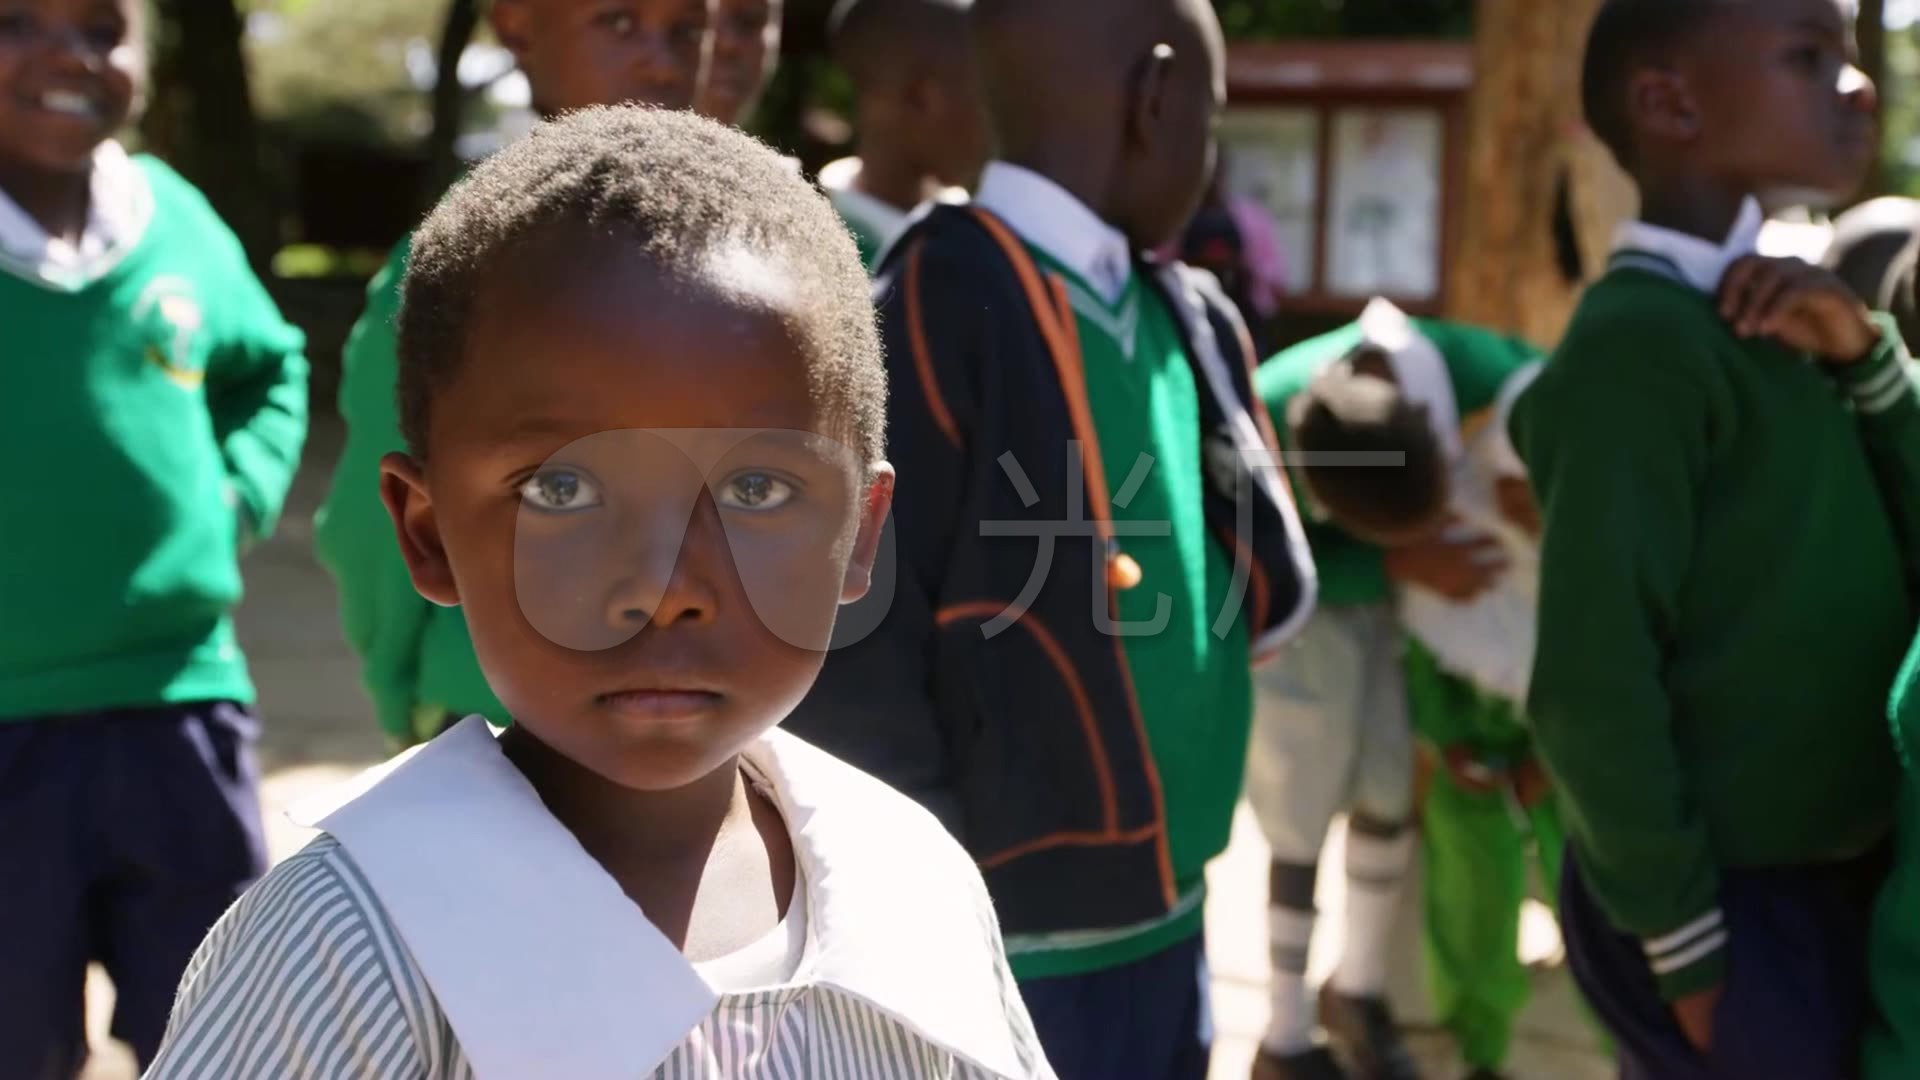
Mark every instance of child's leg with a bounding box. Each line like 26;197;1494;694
1527;795;1566;916
1244;607;1383;1057
1420;765;1529;1073
0;721;91;1079
96;703;267;1065
1328;607;1415;1005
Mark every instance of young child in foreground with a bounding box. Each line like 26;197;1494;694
149;107;1054;1080
314;0;748;749
1519;1;1920;1076
0;1;307;1073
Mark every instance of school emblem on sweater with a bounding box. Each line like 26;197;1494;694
133;276;205;390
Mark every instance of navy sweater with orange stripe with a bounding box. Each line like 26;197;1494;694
786;204;1316;954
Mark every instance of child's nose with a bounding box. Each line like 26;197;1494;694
36;26;111;70
1841;64;1879;113
605;517;722;634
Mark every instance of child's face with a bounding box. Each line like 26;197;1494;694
0;0;138;176
1674;0;1877;202
490;0;711;116
383;233;891;794
694;0;778;125
914;45;990;190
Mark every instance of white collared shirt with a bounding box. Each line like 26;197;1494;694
1610;197;1765;294
148;719;1054;1080
0;140;154;292
973;161;1134;304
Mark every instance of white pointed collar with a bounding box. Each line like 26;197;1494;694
974;161;1133;304
291;718;1029;1079
1611;196;1764;294
0;140;153;292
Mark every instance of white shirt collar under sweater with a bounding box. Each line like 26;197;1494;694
0;140;153;292
290;717;1029;1079
973;161;1134;303
1611;196;1764;294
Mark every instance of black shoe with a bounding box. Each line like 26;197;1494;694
1251;1045;1349;1080
1318;986;1423;1080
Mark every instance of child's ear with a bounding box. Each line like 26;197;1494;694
906;73;940;117
840;464;896;603
1629;67;1701;145
380;453;461;608
1127;43;1178;154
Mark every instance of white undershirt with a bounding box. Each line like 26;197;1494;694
691;767;810;992
692;876;808;992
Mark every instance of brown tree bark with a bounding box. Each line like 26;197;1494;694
422;0;484;211
1445;0;1633;346
1858;0;1890;197
142;0;276;268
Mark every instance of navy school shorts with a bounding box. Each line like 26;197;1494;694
1559;843;1886;1080
0;702;266;1079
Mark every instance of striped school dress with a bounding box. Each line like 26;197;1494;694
147;720;1055;1080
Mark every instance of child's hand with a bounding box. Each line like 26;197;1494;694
1495;475;1541;538
1384;523;1508;602
1673;982;1724;1054
1511;756;1552;808
1441;745;1504;795
1719;255;1878;363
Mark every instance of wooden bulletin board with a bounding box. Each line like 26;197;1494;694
1220;41;1474;319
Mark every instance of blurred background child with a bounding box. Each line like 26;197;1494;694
0;1;307;1074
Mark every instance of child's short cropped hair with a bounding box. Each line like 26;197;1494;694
396;106;886;465
1581;0;1723;169
1289;355;1447;543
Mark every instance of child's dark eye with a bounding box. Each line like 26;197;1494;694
520;469;604;513
596;11;638;38
670;20;704;48
83;19;124;51
1787;44;1826;72
716;472;793;511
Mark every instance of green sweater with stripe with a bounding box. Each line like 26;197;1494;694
1254;318;1539;607
0;157;308;718
1009;245;1252;979
313;239;507;743
1513;261;1920;998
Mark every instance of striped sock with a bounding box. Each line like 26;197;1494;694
1331;828;1414;998
1263;906;1317;1055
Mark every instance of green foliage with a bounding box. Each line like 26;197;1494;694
246;0;447;149
1885;25;1920;196
1214;0;1474;40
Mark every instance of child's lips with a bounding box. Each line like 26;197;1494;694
595;688;724;722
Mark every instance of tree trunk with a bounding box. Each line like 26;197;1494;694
1446;0;1633;345
423;0;484;211
144;0;276;267
1858;0;1889;197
